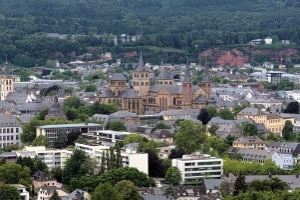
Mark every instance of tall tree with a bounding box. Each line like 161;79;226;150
92;183;121;200
165;166;182;186
114;180;143;200
197;108;209;125
62;149;88;185
284;101;299;114
0;184;21;200
234;173;247;195
282;120;294;141
107;121;127;131
174;120;207;154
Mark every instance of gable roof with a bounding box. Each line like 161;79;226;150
110;73;127;81
238;107;266;116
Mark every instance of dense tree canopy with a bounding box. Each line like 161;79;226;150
174;120;207;154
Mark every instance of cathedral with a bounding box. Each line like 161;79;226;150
99;53;212;114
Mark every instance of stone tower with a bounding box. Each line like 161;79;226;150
201;65;212;97
182;64;193;108
132;52;150;98
0;59;14;101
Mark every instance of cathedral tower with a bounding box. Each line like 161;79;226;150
182;64;193;108
0;59;14;101
132;52;150;98
201;65;212;97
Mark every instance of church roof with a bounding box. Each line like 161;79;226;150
157;67;173;80
110;73;127;81
119;89;140;99
149;84;182;95
202;65;211;82
193;94;208;103
100;89;115;98
183;65;191;83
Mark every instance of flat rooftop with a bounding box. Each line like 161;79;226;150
36;123;102;129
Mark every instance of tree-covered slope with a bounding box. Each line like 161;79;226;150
0;0;299;66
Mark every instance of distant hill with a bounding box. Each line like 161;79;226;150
0;0;299;66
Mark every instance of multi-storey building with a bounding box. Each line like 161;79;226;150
93;130;133;146
172;154;223;185
232;136;266;150
0;113;22;148
237;107;295;135
16;146;72;169
75;143;148;175
35;123;103;147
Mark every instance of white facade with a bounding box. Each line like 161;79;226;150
16;146;72;169
172;154;223;184
75;143;149;175
93;130;133;146
0;113;23;148
11;184;29;200
36;123;103;147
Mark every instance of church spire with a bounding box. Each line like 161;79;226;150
202;64;210;82
4;55;9;76
135;51;145;72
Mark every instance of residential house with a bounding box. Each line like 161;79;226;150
234;148;293;170
37;186;69;200
147;129;173;144
32;171;60;190
216;124;242;140
11;184;29;200
62;189;91;200
232;136;266;150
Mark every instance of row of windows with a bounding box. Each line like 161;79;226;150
133;73;148;78
0;135;19;141
132;81;149;86
0;128;19;133
0;142;18;148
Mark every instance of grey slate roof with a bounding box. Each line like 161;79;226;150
62;189;90;200
6;92;29;104
149;84;181;95
238;107;265;115
110;110;137;118
110;73;127;81
0;113;22;127
99;89;115;98
119;89;139;98
157;67;173;80
134;52;149;72
237;148;275;161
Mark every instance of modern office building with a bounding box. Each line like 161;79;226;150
36;123;103;147
172;154;223;185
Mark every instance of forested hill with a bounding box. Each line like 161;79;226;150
0;0;300;66
1;0;299;35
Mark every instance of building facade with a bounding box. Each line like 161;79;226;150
75;143;148;175
0;113;22;148
35;123;103;147
172;154;223;185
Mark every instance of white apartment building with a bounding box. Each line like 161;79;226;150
15;146;72;169
75;143;148;175
93;130;133;146
172;154;223;185
0;113;23;148
36;123;103;147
